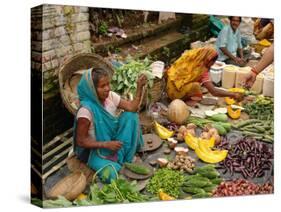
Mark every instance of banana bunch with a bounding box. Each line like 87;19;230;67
185;133;228;164
154;121;174;140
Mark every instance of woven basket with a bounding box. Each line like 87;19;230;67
47;171;87;201
140;77;165;110
58;53;115;115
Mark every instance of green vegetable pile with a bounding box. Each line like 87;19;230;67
89;178;149;204
42;196;73;208
244;95;274;122
124;163;150;175
188;116;232;135
147;168;185;198
233;119;274;143
181;165;222;198
111;57;155;98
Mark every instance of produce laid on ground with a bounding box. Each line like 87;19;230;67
217;137;273;178
147;168;185;198
233;119;273;143
181;165;222;198
244;95;273;121
212;179;273;197
166;154;195;173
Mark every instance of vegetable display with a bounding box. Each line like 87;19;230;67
147;168;185;198
181;165;222;198
244;95;274;121
212;179;273;196
154;121;174;139
124;163;150;175
89;178;149;204
233;119;273;143
166;154;195;173
217;137;273;178
167;99;190;125
187;116;232;136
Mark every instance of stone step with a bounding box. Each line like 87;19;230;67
117;31;187;63
92;17;183;55
112;24;210;64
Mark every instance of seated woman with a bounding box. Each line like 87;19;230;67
166;47;243;105
74;68;147;183
254;18;274;41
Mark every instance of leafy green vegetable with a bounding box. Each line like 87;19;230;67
42;196;73;208
111;57;154;98
88;178;149;204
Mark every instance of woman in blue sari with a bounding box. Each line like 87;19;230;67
74;68;146;183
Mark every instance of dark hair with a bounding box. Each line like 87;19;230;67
91;68;110;88
229;16;242;22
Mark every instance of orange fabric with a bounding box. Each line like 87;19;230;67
166;47;217;100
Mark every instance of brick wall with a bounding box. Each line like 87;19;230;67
31;5;92;143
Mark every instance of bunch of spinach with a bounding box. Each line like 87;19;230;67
88;178;150;204
111;57;155;99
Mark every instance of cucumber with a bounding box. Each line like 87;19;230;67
192;192;211;198
182;187;205;195
217;122;232;132
203;184;217;192
212;123;227;135
124;163;150;175
184;178;210;188
210;178;222;185
208;114;228;122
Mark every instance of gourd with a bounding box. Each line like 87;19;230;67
167;99;190;125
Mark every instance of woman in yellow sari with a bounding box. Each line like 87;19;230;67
166;47;243;105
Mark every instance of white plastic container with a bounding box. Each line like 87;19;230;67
210;61;225;84
251;74;264;94
222;65;238;89
150;61;165;79
263;75;274;97
235;66;251;88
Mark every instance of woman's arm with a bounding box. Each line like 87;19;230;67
76;118;122;151
118;74;147;112
203;81;243;101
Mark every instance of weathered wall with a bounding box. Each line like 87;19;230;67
31;5;92;142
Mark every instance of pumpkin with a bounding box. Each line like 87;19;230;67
167;99;190;125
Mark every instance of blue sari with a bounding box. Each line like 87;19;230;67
73;69;144;182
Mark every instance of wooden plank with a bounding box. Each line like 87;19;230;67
43;128;73;151
31;146;42;158
31;165;42;178
42;146;72;170
42;138;72;160
43;136;63;151
42;159;68;182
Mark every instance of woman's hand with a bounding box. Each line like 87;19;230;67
137;74;147;89
245;72;257;88
232;92;244;102
104;141;123;151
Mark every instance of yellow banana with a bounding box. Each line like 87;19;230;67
154;121;174;140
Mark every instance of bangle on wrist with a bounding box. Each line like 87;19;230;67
251;67;259;76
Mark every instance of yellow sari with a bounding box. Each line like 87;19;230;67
166;47;218;100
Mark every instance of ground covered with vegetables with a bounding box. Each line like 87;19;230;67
34;59;274;208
